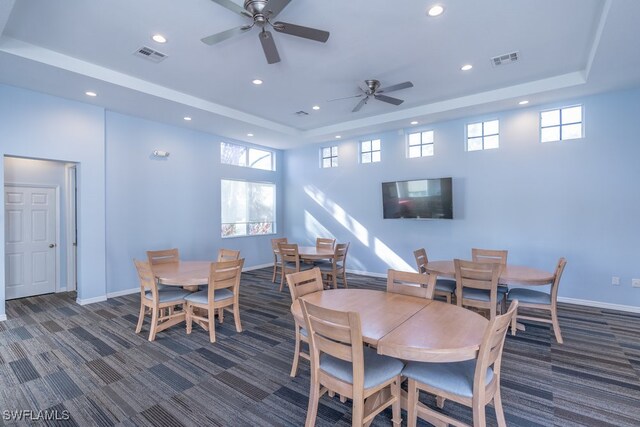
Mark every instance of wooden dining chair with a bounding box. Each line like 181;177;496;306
217;248;240;261
300;299;403;427
508;257;567;343
317;242;350;289
316;237;336;249
403;300;518;427
286;268;324;377
454;259;505;320
386;269;437;299
413;248;456;303
271;237;288;283
134;259;191;341
184;259;244;343
147;248;180;290
472;248;509;303
278;243;312;292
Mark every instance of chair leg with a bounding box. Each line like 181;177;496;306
445;292;451;304
305;383;320;427
332;272;338;289
342;270;348;289
218;307;224;324
208;309;216;343
391;377;401;426
510;312;517;336
149;307;159;342
185;304;193;335
279;269;285;292
290;329;301;377
472;398;487;427
272;259;277;283
493;386;507;427
551;309;563;344
233;303;242;332
407;379;418;427
135;302;145;333
352;395;364;427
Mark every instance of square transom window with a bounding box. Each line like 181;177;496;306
360;139;381;163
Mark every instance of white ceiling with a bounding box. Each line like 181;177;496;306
1;0;639;149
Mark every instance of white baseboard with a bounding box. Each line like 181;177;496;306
558;297;640;314
0;314;6;322
107;287;139;298
76;295;108;305
244;263;273;271
346;268;387;278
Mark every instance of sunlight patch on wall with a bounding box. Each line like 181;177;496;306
373;238;414;271
304;211;333;241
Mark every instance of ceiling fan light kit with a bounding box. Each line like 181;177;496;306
202;0;330;64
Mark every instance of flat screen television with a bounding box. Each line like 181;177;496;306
382;178;453;219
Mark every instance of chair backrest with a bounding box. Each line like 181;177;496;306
549;257;568;304
386;269;436;299
217;248;240;262
286;268;324;302
413;248;429;274
300;299;365;390
471;248;508;265
147;248;179;265
333;242;349;268
134;259;158;298
474;300;518;394
454;259;501;292
278;243;300;269
208;259;244;297
271;237;288;252
316;237;336;249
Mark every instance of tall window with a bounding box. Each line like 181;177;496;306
540;105;583;142
321;146;338;168
408;130;434;158
467;120;499;151
220;142;275;171
360;139;381;163
221;179;275;238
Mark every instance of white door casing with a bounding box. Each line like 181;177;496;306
5;185;57;299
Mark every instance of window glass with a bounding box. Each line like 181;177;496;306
221;179;275;238
221;142;275;171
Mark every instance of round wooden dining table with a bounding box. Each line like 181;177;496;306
297;246;335;260
290;289;488;363
425;260;555;285
152;260;211;290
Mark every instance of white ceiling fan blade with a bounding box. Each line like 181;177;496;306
374;94;404;105
209;0;252;17
352;97;368;112
378;81;413;93
259;30;281;64
201;25;252;45
265;0;291;19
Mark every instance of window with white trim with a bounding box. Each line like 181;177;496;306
408;130;434;158
360;139;381;163
540;105;583;143
221;179;275;238
220;142;275;171
467;120;499;151
321;146;338;168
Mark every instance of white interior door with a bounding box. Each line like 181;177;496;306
5;185;57;299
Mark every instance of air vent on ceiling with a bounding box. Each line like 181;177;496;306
133;46;167;63
294;110;309;116
491;51;519;67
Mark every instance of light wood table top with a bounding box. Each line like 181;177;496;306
291;289;487;362
152;261;211;287
425;260;555;286
297;246;335;260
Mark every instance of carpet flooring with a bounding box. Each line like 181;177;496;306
1;268;639;426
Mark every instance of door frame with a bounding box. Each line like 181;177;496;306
65;164;77;292
4;182;61;293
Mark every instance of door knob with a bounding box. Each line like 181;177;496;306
49;243;56;248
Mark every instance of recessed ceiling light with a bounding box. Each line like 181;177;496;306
410;121;419;125
335;135;342;139
152;34;167;43
252;79;263;85
312;105;320;110
247;133;254;137
183;116;192;121
85;91;97;97
461;64;473;71
519;100;529;105
427;5;444;17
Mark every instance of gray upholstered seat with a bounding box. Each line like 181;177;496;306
403;359;494;398
184;288;234;305
435;278;456;293
300;327;308;337
319;346;404;389
462;288;505;303
144;289;191;303
507;287;551;305
498;285;509;295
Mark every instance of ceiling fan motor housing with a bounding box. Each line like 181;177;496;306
365;79;381;94
245;0;267;23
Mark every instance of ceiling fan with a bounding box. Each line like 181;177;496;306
330;80;414;112
201;0;330;64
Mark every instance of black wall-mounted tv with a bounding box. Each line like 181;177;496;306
382;178;453;219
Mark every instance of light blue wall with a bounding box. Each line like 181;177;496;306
283;88;640;307
105;111;283;293
0;84;106;314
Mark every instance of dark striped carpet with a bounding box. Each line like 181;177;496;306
0;268;638;426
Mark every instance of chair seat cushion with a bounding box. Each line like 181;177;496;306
144;289;191;303
435;279;456;293
157;284;172;291
300;326;308;338
507;288;551;305
184;288;234;304
319;346;404;389
462;288;505;302
403;359;494;398
498;285;509;295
